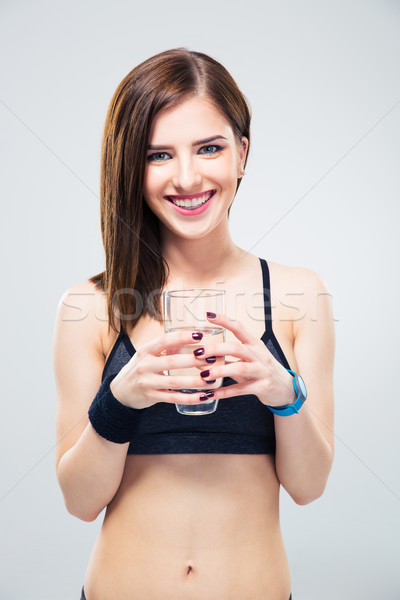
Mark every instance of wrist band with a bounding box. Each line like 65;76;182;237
266;369;308;416
88;374;142;443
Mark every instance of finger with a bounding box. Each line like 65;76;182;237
220;357;245;380
206;312;257;345
224;357;241;365
139;329;206;357
212;352;281;384
152;352;213;373
152;373;220;391
207;380;259;401
192;341;254;362
199;361;259;382
150;389;215;405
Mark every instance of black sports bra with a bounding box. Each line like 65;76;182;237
101;258;292;454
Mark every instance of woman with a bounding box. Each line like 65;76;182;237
53;47;335;600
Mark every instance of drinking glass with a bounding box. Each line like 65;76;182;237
163;289;225;415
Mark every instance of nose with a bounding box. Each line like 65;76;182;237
172;158;202;191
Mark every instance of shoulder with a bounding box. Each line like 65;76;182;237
266;260;332;327
56;279;107;326
54;279;112;360
267;259;329;294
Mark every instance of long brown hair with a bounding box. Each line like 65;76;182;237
89;47;252;335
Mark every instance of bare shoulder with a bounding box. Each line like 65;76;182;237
268;259;327;286
57;279;108;319
55;279;111;359
266;260;332;327
267;260;329;293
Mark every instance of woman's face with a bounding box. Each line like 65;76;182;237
143;95;248;241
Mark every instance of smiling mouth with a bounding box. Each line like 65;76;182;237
166;191;216;209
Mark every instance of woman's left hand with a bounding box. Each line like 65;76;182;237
195;313;296;408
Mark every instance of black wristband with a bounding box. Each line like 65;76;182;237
88;374;142;444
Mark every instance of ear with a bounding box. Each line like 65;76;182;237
237;136;249;178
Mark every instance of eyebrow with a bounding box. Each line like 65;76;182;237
147;135;228;151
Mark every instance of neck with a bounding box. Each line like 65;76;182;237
161;227;245;288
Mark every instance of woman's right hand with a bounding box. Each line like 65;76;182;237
109;330;210;409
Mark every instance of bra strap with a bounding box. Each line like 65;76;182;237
259;257;272;330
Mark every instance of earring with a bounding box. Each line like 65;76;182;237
241;169;246;177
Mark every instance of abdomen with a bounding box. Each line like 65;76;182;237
84;454;291;600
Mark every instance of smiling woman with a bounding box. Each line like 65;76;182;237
143;96;247;227
85;48;250;334
53;47;334;600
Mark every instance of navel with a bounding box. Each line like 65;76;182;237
183;560;196;578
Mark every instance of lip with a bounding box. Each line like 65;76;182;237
165;190;216;216
165;189;215;200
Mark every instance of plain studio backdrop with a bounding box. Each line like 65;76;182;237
0;1;399;599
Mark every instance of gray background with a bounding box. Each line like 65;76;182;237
1;0;399;598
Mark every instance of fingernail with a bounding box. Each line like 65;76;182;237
192;332;203;340
200;369;210;378
194;347;205;356
199;391;214;401
206;312;217;319
206;356;216;364
205;379;216;384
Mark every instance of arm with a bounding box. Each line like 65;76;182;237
53;284;207;520
53;282;129;522
274;269;335;505
192;269;335;505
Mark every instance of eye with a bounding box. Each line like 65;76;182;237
199;144;222;156
147;152;171;163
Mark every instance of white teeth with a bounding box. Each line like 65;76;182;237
170;192;213;209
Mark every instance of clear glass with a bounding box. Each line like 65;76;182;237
163;289;225;415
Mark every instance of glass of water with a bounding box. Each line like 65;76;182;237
163;289;225;415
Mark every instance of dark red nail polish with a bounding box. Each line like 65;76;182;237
205;379;216;384
194;347;205;356
206;312;217;319
206;356;216;364
200;369;210;378
199;391;214;401
192;332;203;340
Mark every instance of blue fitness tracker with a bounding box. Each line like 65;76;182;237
266;369;308;416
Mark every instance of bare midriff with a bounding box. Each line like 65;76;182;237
84;453;291;600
